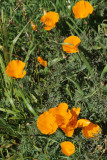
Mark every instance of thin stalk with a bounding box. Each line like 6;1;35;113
1;8;9;65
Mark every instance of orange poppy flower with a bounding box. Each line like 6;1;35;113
60;107;81;137
30;21;37;31
77;119;101;138
37;56;47;67
83;123;101;139
40;11;59;31
5;60;26;78
37;111;58;135
49;103;72;128
49;104;81;137
62;36;81;53
72;1;94;19
61;141;75;156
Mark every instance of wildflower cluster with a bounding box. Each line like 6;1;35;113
4;0;102;157
37;103;101;156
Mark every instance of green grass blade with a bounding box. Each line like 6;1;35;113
23;45;37;67
0;107;17;115
66;21;80;36
67;77;84;96
0;54;10;87
1;8;9;64
15;88;37;117
68;17;88;41
48;57;63;67
80;53;94;77
0;117;14;133
65;84;72;100
4;89;19;112
9;20;30;60
100;64;107;79
5;154;18;160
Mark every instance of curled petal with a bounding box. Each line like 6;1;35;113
49;103;71;128
82;123;101;139
31;21;37;31
37;56;47;67
44;25;56;31
61;126;75;137
77;119;91;128
71;107;81;119
43;8;47;15
60;118;77;137
59;107;81;137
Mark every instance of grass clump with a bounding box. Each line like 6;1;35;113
0;0;107;159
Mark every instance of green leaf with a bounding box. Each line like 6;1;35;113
48;57;63;67
0;117;14;133
24;45;36;66
6;154;18;160
4;89;19;112
68;17;88;41
0;54;11;88
30;93;38;103
67;77;84;96
9;116;23;120
65;84;72;100
66;21;80;36
0;107;17;115
15;88;37;117
80;53;94;77
100;64;107;79
9;20;30;60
